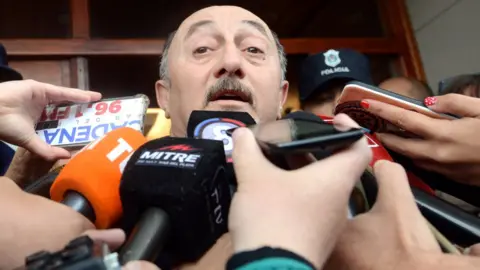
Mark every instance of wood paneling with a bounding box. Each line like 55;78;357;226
1;39;165;56
378;0;426;81
0;0;70;38
70;0;90;38
9;60;71;86
1;38;400;56
69;57;89;89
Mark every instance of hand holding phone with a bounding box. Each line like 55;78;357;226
334;81;459;136
227;117;366;157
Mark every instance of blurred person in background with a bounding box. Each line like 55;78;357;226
439;73;480;97
0;44;22;176
299;48;373;117
379;76;434;100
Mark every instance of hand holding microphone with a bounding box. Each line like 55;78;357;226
228;114;371;269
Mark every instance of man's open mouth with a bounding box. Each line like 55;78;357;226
209;89;252;104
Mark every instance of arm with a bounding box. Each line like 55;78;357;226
0;176;94;269
5;147;55;187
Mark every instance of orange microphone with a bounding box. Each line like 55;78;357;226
50;127;147;229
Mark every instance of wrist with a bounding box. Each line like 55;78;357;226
232;229;332;269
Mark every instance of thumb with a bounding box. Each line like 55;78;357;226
123;261;161;270
23;135;71;161
83;228;126;250
231;127;275;182
425;94;480;117
371;160;418;214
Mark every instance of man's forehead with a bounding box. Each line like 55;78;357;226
177;6;272;39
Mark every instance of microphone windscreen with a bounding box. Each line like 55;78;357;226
50;127;147;228
120;137;231;262
187;110;255;162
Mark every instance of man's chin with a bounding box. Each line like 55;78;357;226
205;101;254;114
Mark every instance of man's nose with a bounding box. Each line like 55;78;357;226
214;45;245;79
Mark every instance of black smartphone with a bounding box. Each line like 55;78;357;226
226;118;366;155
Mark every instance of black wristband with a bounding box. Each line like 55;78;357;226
226;247;315;270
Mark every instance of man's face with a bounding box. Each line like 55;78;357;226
156;6;289;136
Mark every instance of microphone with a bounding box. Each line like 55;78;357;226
119;137;231;264
187;110;256;162
50;127;147;229
23;170;61;198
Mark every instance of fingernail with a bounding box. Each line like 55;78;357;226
123;261;141;270
360;100;370;109
232;127;247;140
424;96;437;106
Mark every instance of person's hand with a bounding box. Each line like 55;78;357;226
0;176;95;269
324;160;480;270
84;230;161;270
0;80;101;161
362;94;480;186
123;261;161;270
81;228;126;250
5;147;56;187
229;114;372;268
324;160;439;269
465;243;480;256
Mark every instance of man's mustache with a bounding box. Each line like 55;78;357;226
204;77;254;107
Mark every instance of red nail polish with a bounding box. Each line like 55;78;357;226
360;100;370;109
424;96;437;106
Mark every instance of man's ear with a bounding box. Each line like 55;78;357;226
277;80;290;118
155;80;171;119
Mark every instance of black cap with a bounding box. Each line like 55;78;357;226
0;44;22;83
299;48;373;101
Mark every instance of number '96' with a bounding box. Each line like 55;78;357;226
95;100;122;115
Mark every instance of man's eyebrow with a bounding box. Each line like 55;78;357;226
184;20;214;41
241;20;269;39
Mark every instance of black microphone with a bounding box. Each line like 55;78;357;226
187;110;256;189
119;137;231;264
187;110;256;161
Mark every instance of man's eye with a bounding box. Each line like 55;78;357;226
246;47;264;54
194;47;210;54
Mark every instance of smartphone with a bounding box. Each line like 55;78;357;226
334;81;459;134
226;118;366;155
35;95;149;150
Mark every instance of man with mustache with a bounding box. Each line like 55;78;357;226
154;6;288;137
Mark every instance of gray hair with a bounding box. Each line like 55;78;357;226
159;30;287;83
